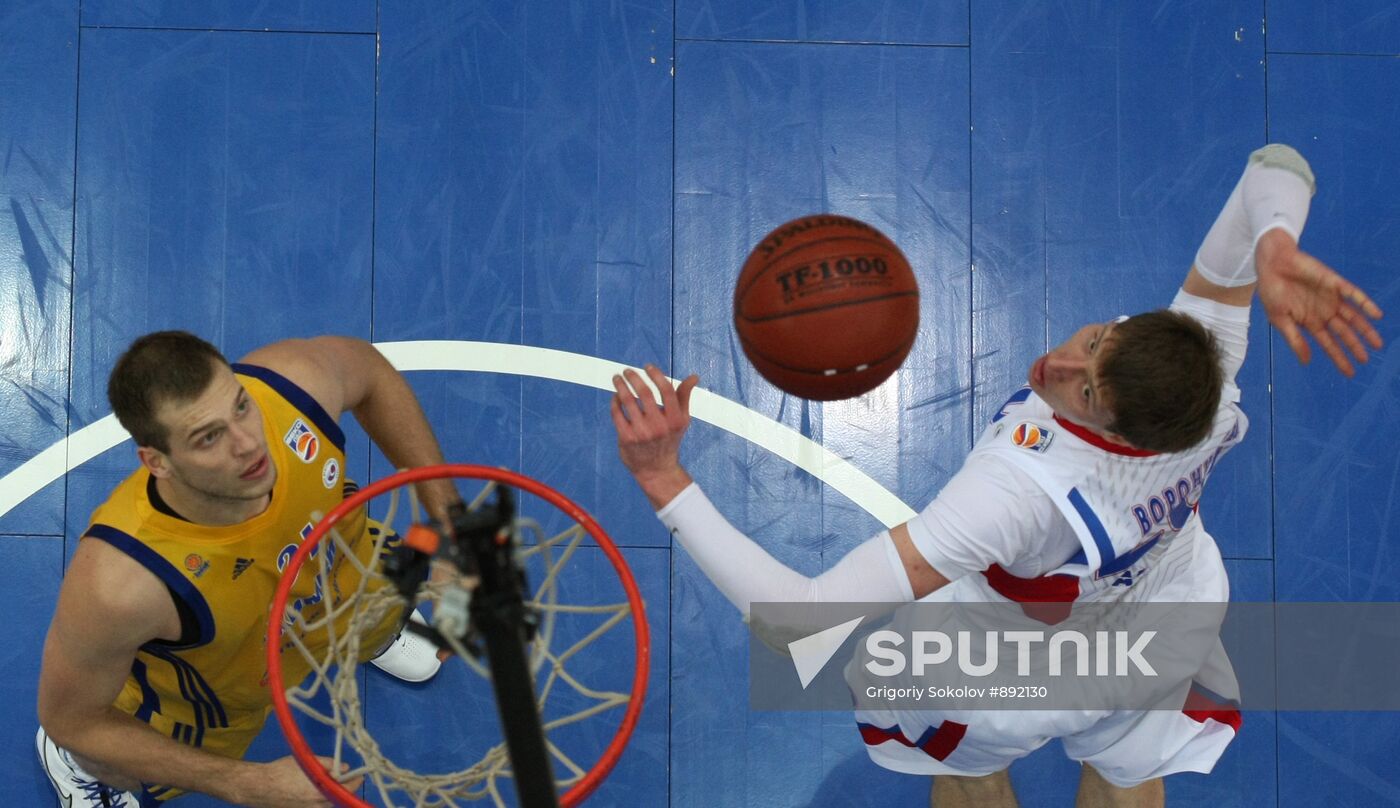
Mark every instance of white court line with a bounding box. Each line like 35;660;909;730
0;415;129;520
0;341;916;527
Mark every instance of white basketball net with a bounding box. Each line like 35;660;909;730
278;480;635;807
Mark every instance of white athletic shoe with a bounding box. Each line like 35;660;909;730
369;609;443;683
36;726;139;807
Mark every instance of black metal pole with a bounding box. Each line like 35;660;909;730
474;589;558;807
453;490;559;808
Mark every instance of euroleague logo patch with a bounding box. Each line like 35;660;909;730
1011;421;1054;453
321;457;340;489
282;419;319;463
184;553;210;578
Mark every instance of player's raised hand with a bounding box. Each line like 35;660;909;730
1256;229;1384;377
610;364;700;508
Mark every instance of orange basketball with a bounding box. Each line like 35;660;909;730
733;214;919;400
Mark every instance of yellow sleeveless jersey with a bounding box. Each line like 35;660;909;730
83;364;403;800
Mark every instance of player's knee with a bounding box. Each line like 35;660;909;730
931;769;1016;804
1077;764;1163;808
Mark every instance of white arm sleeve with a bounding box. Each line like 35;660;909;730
1194;144;1315;287
656;482;913;617
1170;288;1251;403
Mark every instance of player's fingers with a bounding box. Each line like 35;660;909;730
644;364;678;410
1335;277;1384;321
611;374;642;422
609;396;635;437
1310;258;1385;320
1340;301;1386;349
677;374;700;413
621;368;654;412
316;756;363;788
1329;317;1369;365
1310;325;1355;377
625;368;659;413
1276;318;1311;366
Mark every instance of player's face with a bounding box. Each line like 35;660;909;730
154;365;277;504
1028;321;1119;433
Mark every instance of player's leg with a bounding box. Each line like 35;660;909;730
854;707;1053;808
349;518;442;682
1075;764;1162;808
851;580;1060;808
1064;531;1235;805
369;607;443;682
1061;692;1237;808
931;770;1019;808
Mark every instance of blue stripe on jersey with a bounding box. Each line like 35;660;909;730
232;362;345;451
1067;547;1087;566
182;655;227;727
1066;488;1115;569
147;645;229;733
154;654;206;745
173;660;211;739
130;658;161;722
1097;536;1161;577
88;525;215;649
991;387;1033;423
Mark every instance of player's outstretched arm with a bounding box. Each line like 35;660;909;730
1182;144;1383;377
37;539;358;807
610;365;950;614
240;336;460;518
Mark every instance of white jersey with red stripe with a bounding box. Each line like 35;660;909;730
849;525;1241;785
973;382;1247;604
849;391;1250;784
849;292;1253;784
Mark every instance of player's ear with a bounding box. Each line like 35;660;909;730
138;445;172;478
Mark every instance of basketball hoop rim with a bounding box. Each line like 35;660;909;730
266;464;651;808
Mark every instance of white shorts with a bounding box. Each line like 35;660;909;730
850;527;1241;787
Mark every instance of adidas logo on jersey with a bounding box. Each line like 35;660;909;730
232;557;255;580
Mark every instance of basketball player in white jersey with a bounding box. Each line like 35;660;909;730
610;145;1384;807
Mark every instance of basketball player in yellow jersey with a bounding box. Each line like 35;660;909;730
36;331;461;807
